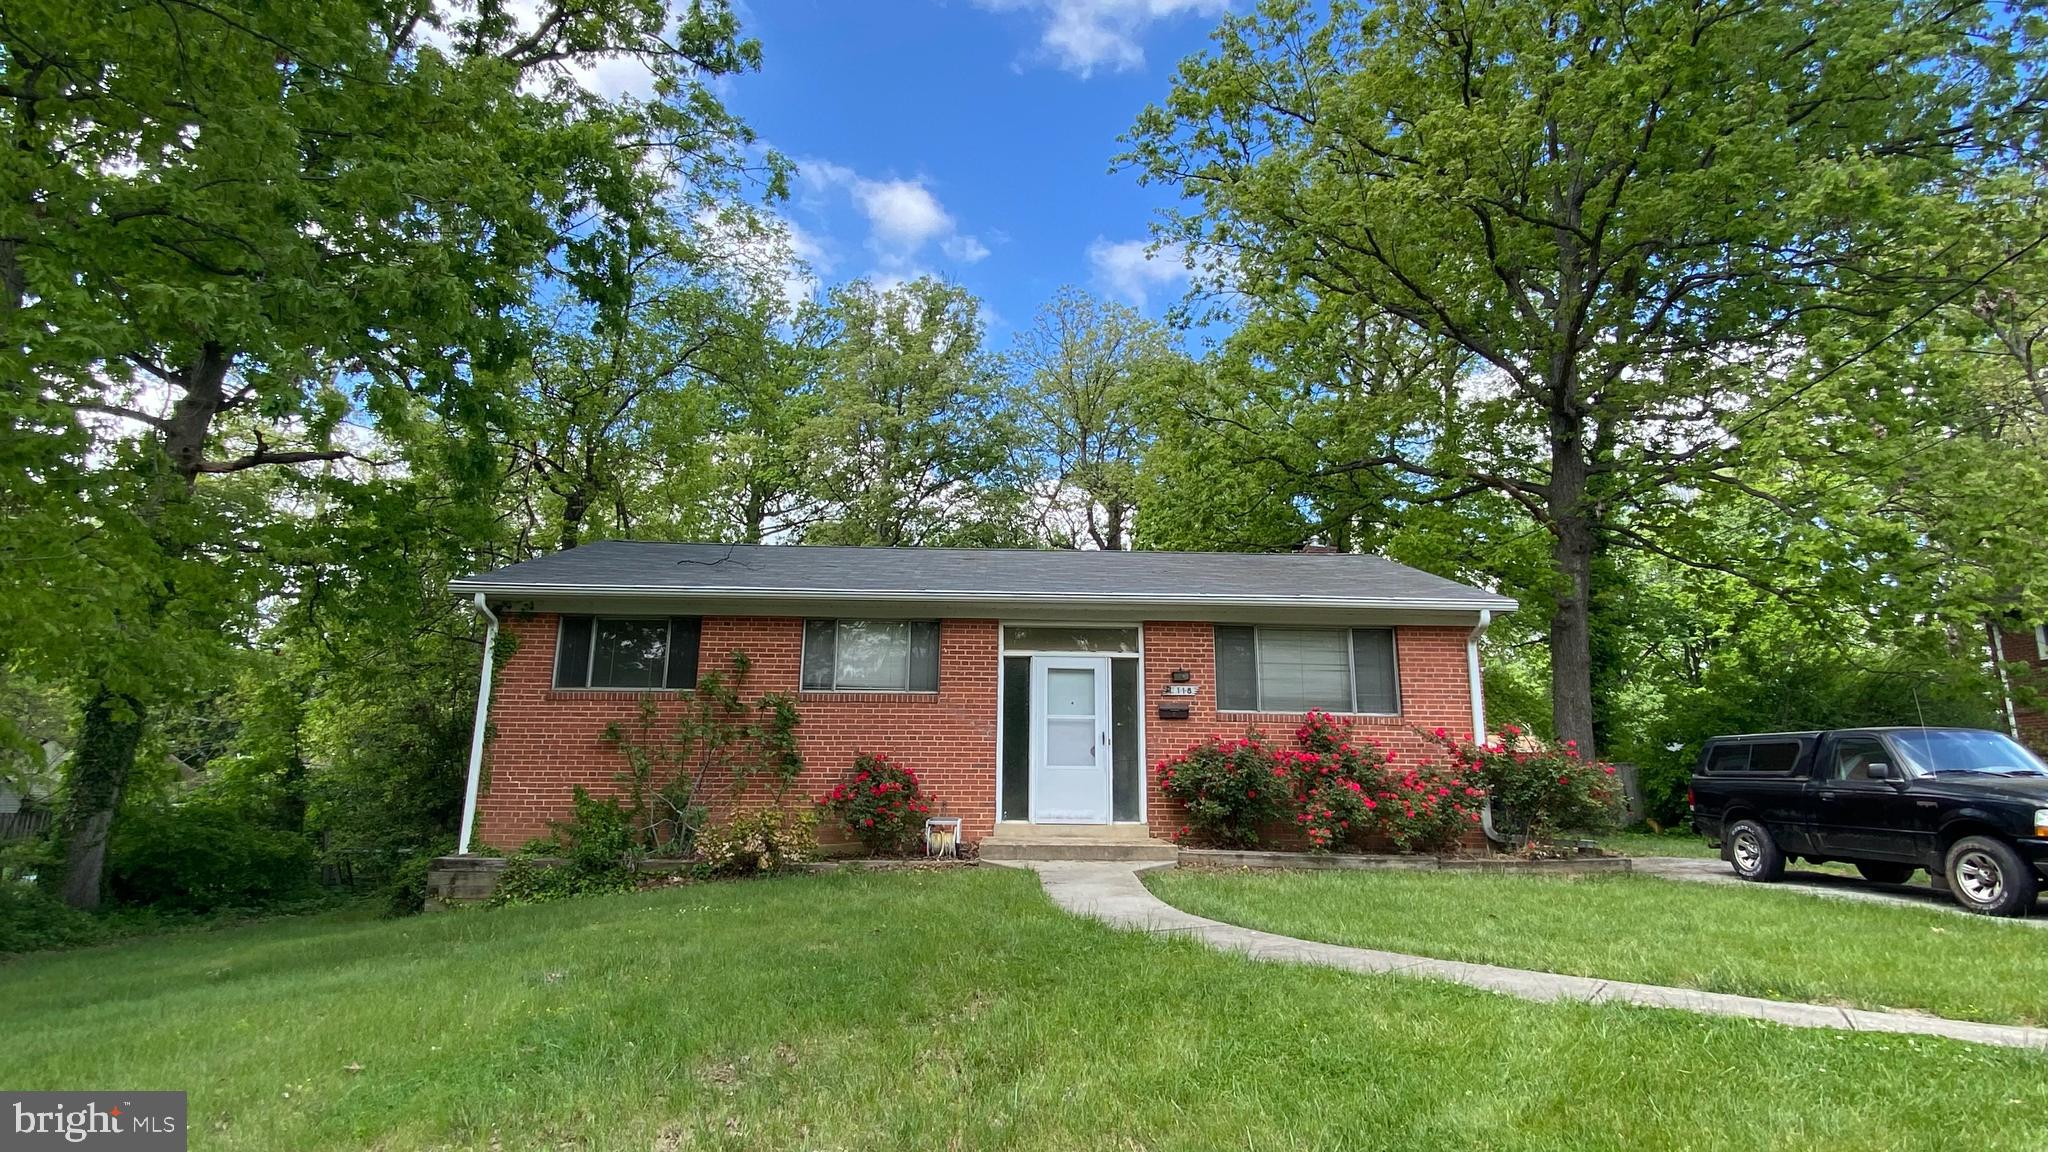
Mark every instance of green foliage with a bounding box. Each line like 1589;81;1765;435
815;753;935;855
0;881;112;955
486;789;639;907
697;808;818;876
106;803;318;912
1121;0;2048;755
1153;734;1292;849
798;278;1031;547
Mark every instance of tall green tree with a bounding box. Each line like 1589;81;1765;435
799;278;1028;547
1;0;777;906
1004;287;1180;549
1122;0;2046;754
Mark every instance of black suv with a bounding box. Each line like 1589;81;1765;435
1690;727;2048;916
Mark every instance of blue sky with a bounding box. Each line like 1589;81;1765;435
718;0;1230;338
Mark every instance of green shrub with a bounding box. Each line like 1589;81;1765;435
487;788;637;907
699;808;817;876
815;752;933;855
0;880;109;954
1154;733;1290;848
108;803;318;911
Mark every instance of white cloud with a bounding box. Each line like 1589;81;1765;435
1087;236;1187;308
941;234;992;264
978;0;1228;77
796;158;990;274
854;179;955;253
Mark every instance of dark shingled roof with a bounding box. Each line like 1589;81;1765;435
452;541;1516;612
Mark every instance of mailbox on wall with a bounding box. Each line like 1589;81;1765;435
1156;704;1191;720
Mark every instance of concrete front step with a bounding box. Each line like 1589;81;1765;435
979;824;1178;862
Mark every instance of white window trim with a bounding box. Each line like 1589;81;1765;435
1218;625;1402;717
553;615;679;691
800;618;940;693
2036;624;2047;662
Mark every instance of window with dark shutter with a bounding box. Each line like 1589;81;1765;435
1351;628;1398;714
1214;625;1259;710
664;618;701;689
554;616;594;688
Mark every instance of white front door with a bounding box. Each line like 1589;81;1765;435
1029;655;1112;824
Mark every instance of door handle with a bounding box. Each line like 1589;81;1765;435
1818;791;1837;801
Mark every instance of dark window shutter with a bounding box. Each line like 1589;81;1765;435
665;618;702;689
908;621;941;691
1215;625;1258;710
1351;628;1398;714
554;616;593;688
801;620;836;690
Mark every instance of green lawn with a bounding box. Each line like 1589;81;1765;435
1147;867;2048;1027
5;868;2047;1151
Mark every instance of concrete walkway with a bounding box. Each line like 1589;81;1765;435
1634;855;2048;921
1018;860;2048;1052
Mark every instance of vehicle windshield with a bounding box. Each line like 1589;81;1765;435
1887;729;2048;777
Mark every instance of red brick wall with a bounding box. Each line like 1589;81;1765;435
477;613;999;850
1996;624;2048;753
475;614;1480;850
1139;622;1479;846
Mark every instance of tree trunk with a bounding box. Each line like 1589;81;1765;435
57;344;230;908
58;688;146;910
1548;418;1599;759
559;484;590;550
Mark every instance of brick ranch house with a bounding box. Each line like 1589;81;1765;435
448;541;1517;859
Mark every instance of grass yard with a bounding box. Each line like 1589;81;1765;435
5;868;2047;1152
1148;867;2048;1027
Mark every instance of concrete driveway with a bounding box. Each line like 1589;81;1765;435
1632;856;2048;923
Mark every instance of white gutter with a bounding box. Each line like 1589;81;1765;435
1466;609;1493;741
443;581;1517;613
457;593;499;856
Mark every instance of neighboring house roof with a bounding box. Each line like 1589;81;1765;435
452;541;1517;615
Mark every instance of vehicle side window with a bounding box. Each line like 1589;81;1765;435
1706;743;1750;773
1829;737;1890;781
1747;741;1802;775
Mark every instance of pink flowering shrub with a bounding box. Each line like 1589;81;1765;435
1369;762;1484;853
1423;725;1622;843
816;752;934;855
1153;734;1291;848
1282;711;1395;852
1290;712;1481;853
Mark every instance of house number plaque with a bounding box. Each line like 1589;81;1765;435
1163;685;1198;696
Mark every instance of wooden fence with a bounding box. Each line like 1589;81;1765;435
0;810;53;842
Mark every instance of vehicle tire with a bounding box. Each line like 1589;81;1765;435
1726;819;1785;883
1943;836;2038;917
1854;861;1916;885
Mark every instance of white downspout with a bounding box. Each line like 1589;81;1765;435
457;592;499;856
1466;609;1492;742
1991;622;2021;741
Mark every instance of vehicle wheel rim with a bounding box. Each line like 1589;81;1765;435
1954;850;2005;907
1732;828;1762;874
